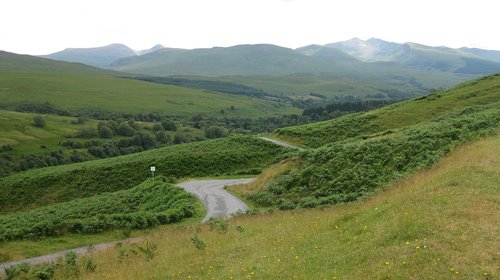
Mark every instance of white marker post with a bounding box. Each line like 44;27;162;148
150;166;156;182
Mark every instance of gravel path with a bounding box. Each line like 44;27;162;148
178;178;254;223
259;137;304;150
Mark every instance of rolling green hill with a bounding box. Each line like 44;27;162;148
0;135;286;214
0;72;298;117
274;73;500;147
0;52;299;117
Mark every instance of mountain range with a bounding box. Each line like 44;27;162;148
42;43;165;68
39;38;500;77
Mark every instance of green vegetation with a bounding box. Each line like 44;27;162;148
0;180;196;241
0;72;298;117
42;135;499;279
252;106;499;209
275;73;500;147
0;135;286;213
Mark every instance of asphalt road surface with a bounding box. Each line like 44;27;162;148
178;178;255;223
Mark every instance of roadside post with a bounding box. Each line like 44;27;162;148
150;166;156;182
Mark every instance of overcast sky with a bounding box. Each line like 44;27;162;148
1;0;499;55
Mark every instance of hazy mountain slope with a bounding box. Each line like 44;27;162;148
42;44;136;68
0;51;118;76
135;44;165;55
327;38;500;74
326;37;400;62
110;44;339;76
460;47;500;63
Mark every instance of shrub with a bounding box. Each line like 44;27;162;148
32;115;46;127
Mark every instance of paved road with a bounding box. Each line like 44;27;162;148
260;137;304;151
178;178;254;223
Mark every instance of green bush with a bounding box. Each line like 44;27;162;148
0;181;197;240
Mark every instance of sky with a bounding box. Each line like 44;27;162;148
1;0;500;55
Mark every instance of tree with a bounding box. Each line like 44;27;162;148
98;125;114;139
205;126;228;139
32;115;46;127
161;120;177;131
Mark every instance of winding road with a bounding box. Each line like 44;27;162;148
0;137;296;273
178;178;255;223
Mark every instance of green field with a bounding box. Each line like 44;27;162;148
0;135;286;213
0;110;100;154
0;72;298;117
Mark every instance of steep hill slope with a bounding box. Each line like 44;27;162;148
42;44;137;68
57;134;500;279
275;73;500;147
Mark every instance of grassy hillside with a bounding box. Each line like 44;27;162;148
0;110;100;155
275;73;500;147
0;135;286;213
0;72;298;117
255;105;499;209
45;134;499;279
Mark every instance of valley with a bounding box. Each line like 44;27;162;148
0;34;499;280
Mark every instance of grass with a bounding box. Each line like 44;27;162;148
0;198;206;263
52;134;499;279
0;72;299;117
0;110;100;155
